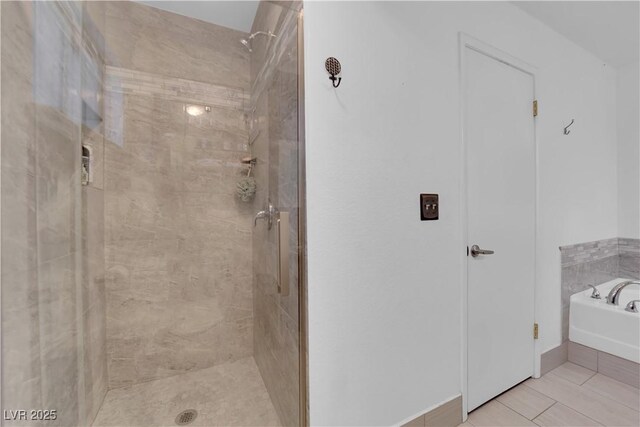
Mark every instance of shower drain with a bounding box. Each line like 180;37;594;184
175;409;198;426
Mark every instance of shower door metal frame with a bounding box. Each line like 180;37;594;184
459;32;541;420
297;9;309;427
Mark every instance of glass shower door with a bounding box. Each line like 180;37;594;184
1;1;106;425
250;2;305;426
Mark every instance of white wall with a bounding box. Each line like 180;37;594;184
617;61;640;239
304;2;618;425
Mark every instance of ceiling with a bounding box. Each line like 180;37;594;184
135;1;259;33
134;1;639;66
513;1;639;67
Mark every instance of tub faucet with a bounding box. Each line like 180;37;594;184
606;280;640;305
626;300;640;313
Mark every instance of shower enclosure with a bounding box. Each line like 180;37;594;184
0;1;306;426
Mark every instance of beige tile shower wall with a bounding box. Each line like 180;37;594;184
102;1;253;388
81;1;108;423
1;2;42;419
251;2;301;426
104;1;249;88
35;103;83;427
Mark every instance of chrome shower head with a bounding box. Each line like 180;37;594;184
240;39;252;52
240;30;277;52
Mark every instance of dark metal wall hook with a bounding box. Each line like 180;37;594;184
325;57;342;88
564;119;575;135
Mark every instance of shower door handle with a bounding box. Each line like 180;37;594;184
277;211;290;296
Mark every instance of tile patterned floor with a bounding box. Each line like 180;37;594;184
461;362;640;427
92;357;281;426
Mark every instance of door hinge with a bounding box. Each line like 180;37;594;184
533;100;538;117
533;323;539;339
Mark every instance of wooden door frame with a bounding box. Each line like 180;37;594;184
458;32;540;420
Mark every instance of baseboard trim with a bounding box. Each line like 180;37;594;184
401;395;463;427
568;341;639;388
540;341;568;376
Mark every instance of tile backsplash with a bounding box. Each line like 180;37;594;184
560;238;619;267
619;238;640;279
560;237;640;341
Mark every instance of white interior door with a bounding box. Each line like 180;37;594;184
465;46;536;411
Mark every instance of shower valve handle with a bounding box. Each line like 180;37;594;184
254;211;268;227
254;201;277;229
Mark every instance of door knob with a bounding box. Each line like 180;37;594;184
470;245;494;257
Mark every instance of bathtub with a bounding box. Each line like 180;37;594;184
569;278;640;363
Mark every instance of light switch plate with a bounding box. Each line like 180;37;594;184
420;194;439;221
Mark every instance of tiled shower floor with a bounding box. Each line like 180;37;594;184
92;357;281;426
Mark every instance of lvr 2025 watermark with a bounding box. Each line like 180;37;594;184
3;410;57;421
